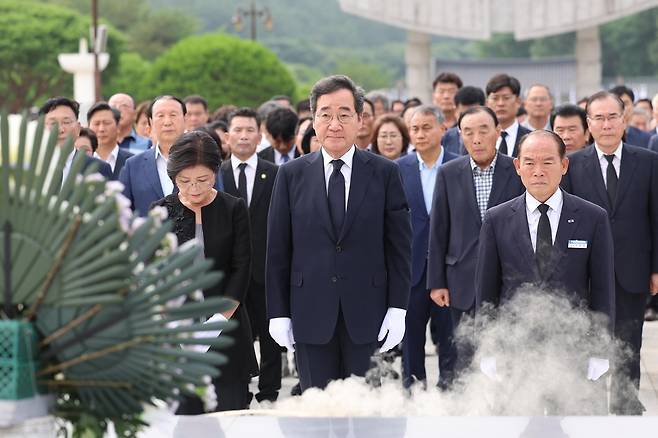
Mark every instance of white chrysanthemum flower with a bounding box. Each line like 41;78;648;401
150;205;168;222
104;180;125;195
85;173;105;183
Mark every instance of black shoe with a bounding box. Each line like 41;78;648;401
645;307;658;322
290;382;302;396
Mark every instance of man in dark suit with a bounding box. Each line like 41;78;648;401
258;107;301;165
562;91;658;415
441;86;486;156
476;130;615;407
485;74;532;158
397;105;458;389
267;75;412;391
86;101;133;180
40;97;112;182
610;85;651;148
220;107;281;403
428;106;525;375
119;95;224;216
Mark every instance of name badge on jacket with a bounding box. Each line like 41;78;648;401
568;240;588;249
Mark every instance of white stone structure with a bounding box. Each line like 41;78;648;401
339;0;658;100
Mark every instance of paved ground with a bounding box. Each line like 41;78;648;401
251;319;658;414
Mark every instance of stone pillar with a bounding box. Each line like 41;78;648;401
575;26;601;99
405;31;431;103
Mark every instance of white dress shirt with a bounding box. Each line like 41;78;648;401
274;147;296;165
594;142;623;186
321;145;355;211
230;153;258;206
496;120;520;156
94;144;119;172
155;145;174;196
525;188;563;252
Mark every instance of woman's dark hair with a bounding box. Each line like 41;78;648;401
78;128;98;152
371;114;410;157
135;101;151;126
194;125;225;160
301;126;317;155
167;131;221;181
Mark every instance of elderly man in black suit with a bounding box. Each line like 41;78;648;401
476;130;615;410
562;91;658;415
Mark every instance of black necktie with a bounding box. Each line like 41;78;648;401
499;131;509;156
604;154;617;207
237;162;248;203
536;203;552;279
328;159;345;236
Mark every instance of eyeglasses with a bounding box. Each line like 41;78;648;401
45;119;77;129
487;94;516;104
315;112;355;124
588;113;622;124
176;179;214;191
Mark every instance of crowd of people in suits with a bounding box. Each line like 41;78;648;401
37;69;658;416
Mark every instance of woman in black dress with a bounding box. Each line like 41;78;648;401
151;131;257;412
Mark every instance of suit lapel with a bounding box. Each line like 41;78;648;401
543;192;579;281
615;144;638;212
488;156;514;209
402;157;428;219
250;159;271;208
511;196;538;276
340;149;373;241
144;150;164;199
306;152;336;240
583;146;611;212
460;159;482;226
221;161;238;196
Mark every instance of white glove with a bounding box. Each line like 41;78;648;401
480;356;501;382
378;307;406;353
188;313;227;353
587;357;609;381
269;317;295;352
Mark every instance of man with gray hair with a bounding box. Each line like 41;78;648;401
267;75;412;391
108;93;151;154
397;104;458;389
522;84;553;131
366;91;390;118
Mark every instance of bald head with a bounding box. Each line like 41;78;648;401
108;93;136;131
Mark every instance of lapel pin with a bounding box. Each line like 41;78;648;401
567;219;575;223
261;173;267;179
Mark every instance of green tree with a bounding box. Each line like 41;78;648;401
104;52;152;102
149;33;297;109
333;58;394;91
0;1;124;112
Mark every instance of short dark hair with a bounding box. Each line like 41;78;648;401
227;107;260;128
296;99;310;114
586;91;625;115
371;114;410;157
193;126;224;159
517;130;566;159
609;85;635;104
184;95;208;111
211;104;238;123
310;75;364;115
135;101;151;126
363;98;374;114
301;126;316;155
39;96;80;118
167;131;221;181
517;106;527;117
366;92;390;111
87;101;121;125
147;95;186;120
266;107;299;143
454;86;486;107
432;72;463;90
550;104;587;132
458;106;499;129
637;97;653;110
78;127;98;152
485;74;521;97
257;101;281;125
207;119;228;133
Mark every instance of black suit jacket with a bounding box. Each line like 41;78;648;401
266;148;412;345
427;154;525;310
112;148;133;180
511;124;533;157
625;126;651;148
221;158;278;285
258;145;300;164
151;192;257;383
561;143;658;293
476;191;615;331
78;153;112;179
